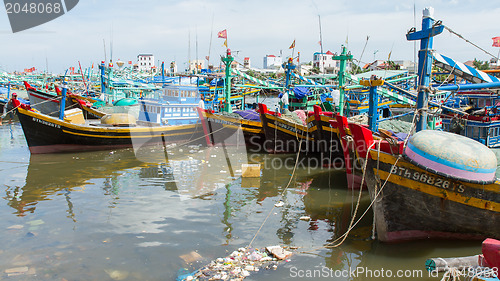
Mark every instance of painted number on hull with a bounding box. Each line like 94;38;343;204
390;166;465;193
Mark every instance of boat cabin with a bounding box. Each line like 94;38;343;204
138;85;201;125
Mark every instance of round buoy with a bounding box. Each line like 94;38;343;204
404;130;497;183
101;113;136;126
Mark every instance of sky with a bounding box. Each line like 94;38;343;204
1;0;500;73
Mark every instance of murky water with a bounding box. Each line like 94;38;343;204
0;121;484;280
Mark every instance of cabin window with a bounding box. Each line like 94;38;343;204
481;127;487;138
473;127;480;139
157;107;160;114
496;128;500;136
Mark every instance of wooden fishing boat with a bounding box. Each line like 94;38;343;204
197;107;264;147
440;90;500;148
24;81;78;117
25;81;105;119
11;96;205;154
332;115;370;190
258;103;315;153
348;123;499;242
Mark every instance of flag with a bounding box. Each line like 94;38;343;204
128;61;132;64
289;39;295;49
218;29;227;39
493;37;500;47
388;51;392;61
205;56;210;60
223;39;227;48
297;52;300;63
318;40;322;46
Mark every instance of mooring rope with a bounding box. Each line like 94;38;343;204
248;138;303;248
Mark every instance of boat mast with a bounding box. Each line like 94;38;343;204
222;49;234;113
283;57;295;111
333;45;353;116
406;7;443;131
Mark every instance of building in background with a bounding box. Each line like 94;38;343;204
188;60;205;73
137;54;154;72
313;51;335;73
263;55;282;69
244;57;251;68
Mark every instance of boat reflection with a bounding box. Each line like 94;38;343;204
5;149;143;218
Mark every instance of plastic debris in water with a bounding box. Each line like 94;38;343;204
274;201;284;207
180;246;293;280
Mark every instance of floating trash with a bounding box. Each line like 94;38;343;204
274;201;284;207
178;246;292;281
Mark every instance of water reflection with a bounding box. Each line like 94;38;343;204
5;149;143;217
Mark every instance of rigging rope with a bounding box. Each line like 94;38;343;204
443;25;498;59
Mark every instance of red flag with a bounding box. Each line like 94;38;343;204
128;61;132;64
217;29;227;39
205;56;210;60
289;39;295;49
493;37;500;47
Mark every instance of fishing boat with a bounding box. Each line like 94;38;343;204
349;122;499;242
24;81;105;119
11;95;206;154
258;103;315;153
24;81;78;117
440;90;500;147
196;49;266;147
197;107;264;147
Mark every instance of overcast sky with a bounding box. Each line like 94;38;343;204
1;0;500;73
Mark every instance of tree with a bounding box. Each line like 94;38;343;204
473;59;490;70
351;63;367;74
386;60;401;70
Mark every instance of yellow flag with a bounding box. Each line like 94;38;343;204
223;39;227;48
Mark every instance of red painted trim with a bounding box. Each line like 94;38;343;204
196;107;213;147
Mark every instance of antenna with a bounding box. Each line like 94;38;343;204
208;13;214;68
196;26;199;74
188;29;191;73
103;39;107;63
318;15;324;72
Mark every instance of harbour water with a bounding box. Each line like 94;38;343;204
0;121;486;280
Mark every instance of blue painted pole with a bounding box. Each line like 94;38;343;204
7;82;10;99
368;84;379;131
161;62;165;88
59;79;68;120
283;58;295;110
361;78;384;131
100;61;105;96
406;7;443;132
437;81;500;91
416;11;433;131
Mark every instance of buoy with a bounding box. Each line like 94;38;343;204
101;114;136;126
404;130;497;183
